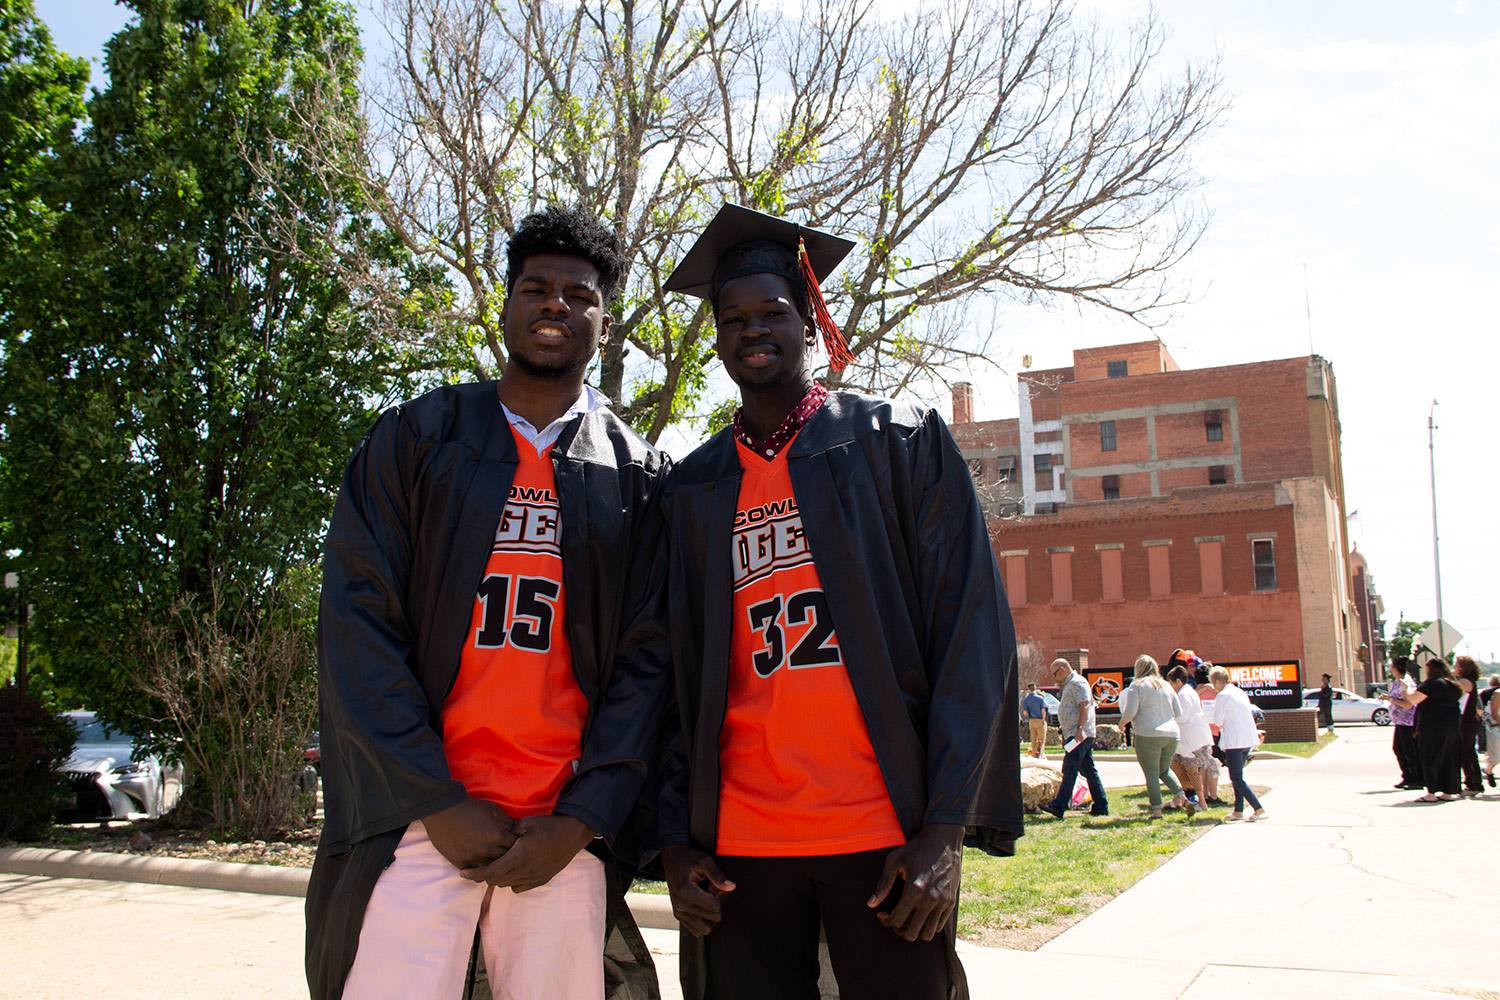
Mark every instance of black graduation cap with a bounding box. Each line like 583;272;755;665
664;204;858;372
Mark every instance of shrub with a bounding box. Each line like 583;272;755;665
134;572;318;838
0;684;76;840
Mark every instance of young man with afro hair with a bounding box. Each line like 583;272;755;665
308;205;670;1000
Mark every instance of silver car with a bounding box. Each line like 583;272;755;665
1302;687;1391;726
60;711;183;821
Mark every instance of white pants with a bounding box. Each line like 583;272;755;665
342;820;606;1000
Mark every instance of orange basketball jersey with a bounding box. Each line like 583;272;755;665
716;436;905;857
441;425;588;819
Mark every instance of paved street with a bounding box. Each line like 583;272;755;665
4;727;1494;999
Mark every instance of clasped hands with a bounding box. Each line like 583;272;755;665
424;797;596;894
662;823;964;943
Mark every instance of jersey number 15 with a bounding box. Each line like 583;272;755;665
474;574;560;652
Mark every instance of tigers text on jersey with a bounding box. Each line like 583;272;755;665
717;434;904;857
441;425;588;819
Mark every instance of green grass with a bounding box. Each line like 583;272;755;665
1261;731;1337;758
957;785;1215;948
636;786;1219;950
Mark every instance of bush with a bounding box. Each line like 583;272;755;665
134;573;318;838
0;684;76;840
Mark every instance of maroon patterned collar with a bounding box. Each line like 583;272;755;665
733;382;828;462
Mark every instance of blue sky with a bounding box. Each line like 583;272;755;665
37;0;1500;659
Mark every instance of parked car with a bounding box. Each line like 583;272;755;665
1301;687;1390;726
1035;687;1061;726
59;711;183;821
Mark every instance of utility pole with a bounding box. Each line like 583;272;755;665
1429;401;1445;660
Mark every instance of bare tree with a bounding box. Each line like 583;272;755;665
273;0;1225;440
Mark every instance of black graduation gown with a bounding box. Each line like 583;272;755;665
306;381;670;1000
656;390;1023;1000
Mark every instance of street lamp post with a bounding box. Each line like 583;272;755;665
1428;401;1445;661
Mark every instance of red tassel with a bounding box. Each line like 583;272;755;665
798;238;857;374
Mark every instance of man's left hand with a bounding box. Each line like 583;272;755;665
867;823;964;942
460;814;596;893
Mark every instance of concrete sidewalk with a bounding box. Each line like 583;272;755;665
0;872;684;1000
1016;725;1500;997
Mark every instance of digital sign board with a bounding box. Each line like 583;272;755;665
1218;660;1303;710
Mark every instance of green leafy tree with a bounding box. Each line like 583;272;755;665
0;0;86;322
0;1;87;640
0;0;451;830
1389;620;1430;661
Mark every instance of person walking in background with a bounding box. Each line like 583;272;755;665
1390;659;1462;802
1041;658;1109;820
1208;666;1266;822
1378;657;1422;789
1317;673;1335;731
1486;677;1500;789
1167;664;1213;812
1118;655;1186;820
1454;656;1485;797
1023;683;1049;759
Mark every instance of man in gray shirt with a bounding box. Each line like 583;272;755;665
1041;659;1109;818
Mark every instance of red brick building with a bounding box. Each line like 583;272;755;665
954;340;1366;691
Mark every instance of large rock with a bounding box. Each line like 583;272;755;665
1095;723;1125;750
1020;763;1062;812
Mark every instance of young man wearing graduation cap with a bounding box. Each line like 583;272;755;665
655;204;1022;999
306;206;668;1000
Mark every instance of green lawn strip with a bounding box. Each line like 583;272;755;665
959;785;1215;948
634;786;1217;950
1261;731;1337;758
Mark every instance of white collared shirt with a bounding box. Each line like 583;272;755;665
1211;683;1260;751
500;384;610;452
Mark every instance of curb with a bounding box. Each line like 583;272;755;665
0;846;679;931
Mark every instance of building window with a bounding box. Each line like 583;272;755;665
1100;547;1124;602
996;455;1017;485
1101;475;1120;500
1147;544;1171;598
1050;551;1073;604
1004;554;1027;607
1198;540;1223;595
1205;409;1224;442
1252;538;1277;591
1100;420;1117;452
1033;452;1053;493
1208;465;1228;486
1107;360;1128;378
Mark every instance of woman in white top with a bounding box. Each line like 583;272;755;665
1118;655;1186;819
1209;665;1266;821
1166;664;1212;813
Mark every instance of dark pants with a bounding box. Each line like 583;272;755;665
1417;723;1461;795
705;850;950;1000
1393;724;1421;786
1047;737;1109;815
1224;747;1262;813
1318;703;1334;729
1460;721;1483;792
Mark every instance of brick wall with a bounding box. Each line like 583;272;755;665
992;485;1307;670
1071;340;1178;382
1260;708;1319;743
1059;356;1325;489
